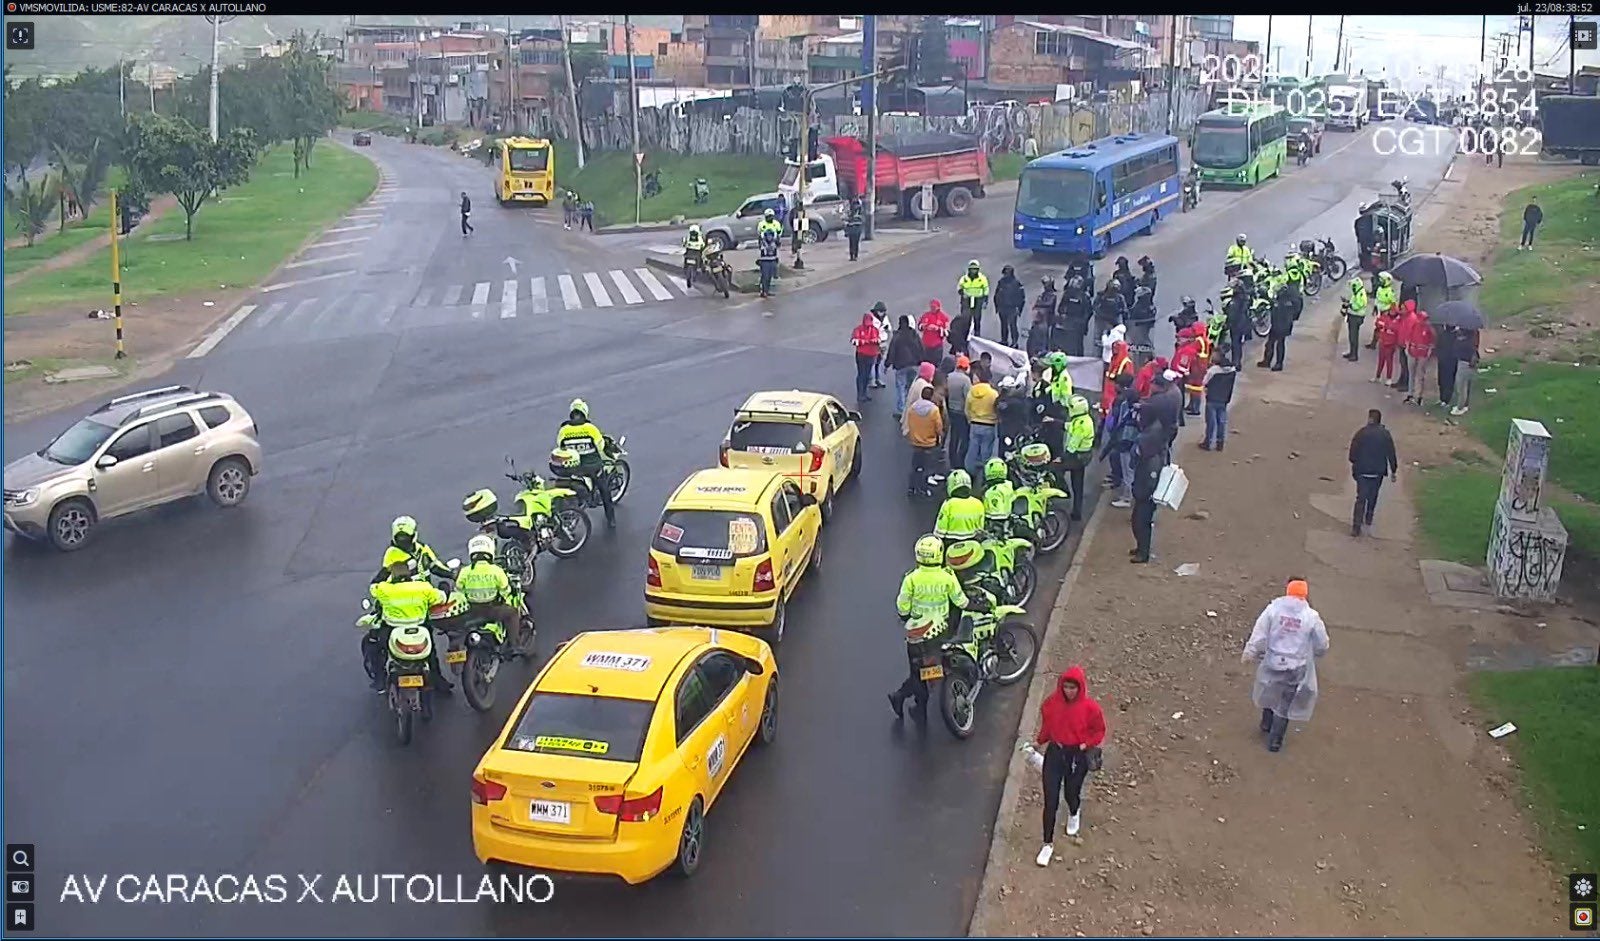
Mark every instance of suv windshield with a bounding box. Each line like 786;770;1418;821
1015;167;1094;219
40;417;117;465
504;692;653;763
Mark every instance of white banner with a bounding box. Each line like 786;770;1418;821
967;335;1104;397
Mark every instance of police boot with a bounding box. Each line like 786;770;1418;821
1259;708;1274;733
888;691;906;720
1267;715;1290;752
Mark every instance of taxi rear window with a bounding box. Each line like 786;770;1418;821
730;418;812;452
654;509;768;558
504;692;653;763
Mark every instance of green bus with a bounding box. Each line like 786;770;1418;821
1191;102;1287;188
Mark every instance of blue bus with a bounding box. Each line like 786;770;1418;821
1012;132;1182;257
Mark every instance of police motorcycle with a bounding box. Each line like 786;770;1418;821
450;536;536;713
1313;236;1347;282
463;458;589;587
1004;439;1072;554
703;242;734;298
975;526;1039;608
548;435;632;513
356;583;465;746
918;545;1040;739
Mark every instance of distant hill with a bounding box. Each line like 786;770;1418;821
1;15;685;80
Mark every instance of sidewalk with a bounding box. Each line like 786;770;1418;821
969;163;1584;934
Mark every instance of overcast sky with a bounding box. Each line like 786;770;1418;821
1234;15;1596;91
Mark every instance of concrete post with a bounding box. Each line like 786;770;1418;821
1487;419;1567;602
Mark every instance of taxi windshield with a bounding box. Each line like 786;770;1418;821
505;692;652;763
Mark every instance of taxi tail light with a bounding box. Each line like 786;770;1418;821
471;776;508;805
808;445;825;473
647;555;662;588
753;558;775;592
718;439;731;467
594;786;662;822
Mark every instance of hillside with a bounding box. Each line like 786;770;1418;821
1;14;684;80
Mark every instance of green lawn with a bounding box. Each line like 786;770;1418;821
1413;463;1600;565
4;167;131;279
1469;666;1600;874
562;150;785;228
4;144;377;317
1466;360;1600;500
1477;171;1600;322
990;152;1025;183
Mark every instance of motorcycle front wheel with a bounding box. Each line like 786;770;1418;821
990;621;1040;686
462;647;497;713
1252;313;1273;338
1324;255;1348;281
608;460;632;503
1009;559;1038;607
1035;510;1070;554
939;666;978;740
1304;273;1322;296
548;508;591;558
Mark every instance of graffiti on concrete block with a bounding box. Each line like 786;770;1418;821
1487;507;1567;602
1499;421;1549;516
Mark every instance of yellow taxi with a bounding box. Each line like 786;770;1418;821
718;390;862;520
471;626;778;884
644;468;821;642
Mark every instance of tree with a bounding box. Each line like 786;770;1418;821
3;67;46;179
912;16;955;86
6;176;55;246
53;139;112;221
122;112;256;240
279;32;341;176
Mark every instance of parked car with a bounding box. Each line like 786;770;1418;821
1286;117;1324;155
353;131;373;146
4;385;262;551
698;191;847;252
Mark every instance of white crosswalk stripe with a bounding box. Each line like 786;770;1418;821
470;281;490;319
635;267;674;301
254;300;288;329
583;272;614;308
558;275;582;310
609;269;645;305
529;277;550;314
501;279;518;318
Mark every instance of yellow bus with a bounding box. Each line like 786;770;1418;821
496;137;555;206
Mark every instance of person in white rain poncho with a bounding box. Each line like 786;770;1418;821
1101;323;1127;365
1241;578;1329;753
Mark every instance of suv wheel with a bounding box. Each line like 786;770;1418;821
47;498;97;552
207;457;252;507
707;232;731;252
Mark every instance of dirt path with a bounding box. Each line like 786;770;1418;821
970;154;1590;937
4;195;180;289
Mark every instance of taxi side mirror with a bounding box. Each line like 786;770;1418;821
741;656;765;676
798;493;819;508
847;410;863;422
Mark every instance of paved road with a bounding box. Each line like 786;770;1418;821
2;125;1451;936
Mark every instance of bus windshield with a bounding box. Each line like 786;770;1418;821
1192;123;1249;168
507;146;550;174
1015;167;1094;220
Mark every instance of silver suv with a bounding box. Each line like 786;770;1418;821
4;385;262;551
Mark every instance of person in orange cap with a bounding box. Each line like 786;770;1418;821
946;354;973;468
1242;578;1330;752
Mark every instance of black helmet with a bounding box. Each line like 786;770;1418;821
1115;255;1130;268
1001;264;1015;276
1138;255;1153;269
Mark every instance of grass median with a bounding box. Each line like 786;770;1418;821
4;143;377;317
560;150;784;228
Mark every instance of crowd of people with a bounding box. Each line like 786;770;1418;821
1348;271;1481;417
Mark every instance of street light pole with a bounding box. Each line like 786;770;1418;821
626;15;643;225
203;14;234;141
863;14;877;241
558;15;586;168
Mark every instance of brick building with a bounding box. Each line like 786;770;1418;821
980;18;1152;98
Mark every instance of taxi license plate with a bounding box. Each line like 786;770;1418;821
691;564;722;581
445;649;468;664
919;664;944;681
397;674;425;689
529;800;571;825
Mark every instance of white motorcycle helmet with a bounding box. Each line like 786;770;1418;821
467;534;495;559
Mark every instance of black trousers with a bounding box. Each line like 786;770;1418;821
580;463;616;525
1345;314;1363;359
1229;326;1246;368
1261;332;1287;369
998;306;1022;346
1131;498;1156;558
1063;460;1087;520
1438;357;1459;405
893;640;937;711
1354;474;1384;527
1395;350;1411;388
963;296;987;337
460;212;473;234
948;413;970;469
846;229;862;260
909;445;939;493
1042;744;1092;840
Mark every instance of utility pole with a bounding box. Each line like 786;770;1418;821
1529;15;1536;75
625;14;642;225
863;13;878;241
1264;16;1273;72
1164;14;1178;133
1304;16;1314;77
505;16;516;134
109;190;126;360
1571;15;1577;93
118;59;126;119
557;16;586;168
203;14;235;142
149;64;156;113
1478;16;1487;109
1334;15;1345;72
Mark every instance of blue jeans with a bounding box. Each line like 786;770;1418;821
758;259;776;293
966;423;997;479
1204;400;1229;447
895;366;917;414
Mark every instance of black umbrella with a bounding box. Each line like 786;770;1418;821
1431;300;1486;330
1389;253;1482;290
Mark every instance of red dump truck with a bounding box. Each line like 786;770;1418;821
779;132;990;220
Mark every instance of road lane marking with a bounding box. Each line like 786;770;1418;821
252;300;287;329
261;271;349;292
583;272;614;307
187;304;256;358
442;284;463;306
501;279;518;318
284;251;360;270
325;223;377;234
311;236;369;248
529;276;549;314
558;275;582;309
610;269;645;305
413;286;434;307
634;267;674;301
471;281;490;319
287;297;322;327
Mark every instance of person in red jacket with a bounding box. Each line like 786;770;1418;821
1134;355;1168;399
1100;340;1135;414
1172;326;1204;416
1373;305;1403;384
1390;300;1420;390
851;311;883;405
1403;308;1436;405
917;299;950;364
1033;665;1107;865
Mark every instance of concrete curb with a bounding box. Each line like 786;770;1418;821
967;498;1112;936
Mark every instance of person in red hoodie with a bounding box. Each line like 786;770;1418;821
1373;304;1402;384
1403;308;1436;405
851;312;883;405
1172;326;1204;416
1390;300;1420;391
1134;355;1168;399
917;299;950;364
1032;665;1106;864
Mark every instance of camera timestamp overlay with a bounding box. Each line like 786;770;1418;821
1197;54;1546;158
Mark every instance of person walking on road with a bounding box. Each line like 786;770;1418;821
903;362;937;438
994;265;1026;347
851;312;883;406
917;300;951;364
580;198;595;232
1031;665;1107;866
887;315;923;419
1348;408;1398;536
1242;578;1330;753
945;356;973;470
459;191;474;236
845;197;865;261
1519;196;1543;249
